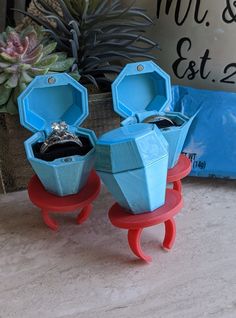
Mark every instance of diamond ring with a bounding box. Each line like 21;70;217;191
142;115;175;126
40;121;83;154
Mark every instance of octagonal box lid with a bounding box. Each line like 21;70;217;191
112;60;171;118
95;123;168;174
18;73;88;135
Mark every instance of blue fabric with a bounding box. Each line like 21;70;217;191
170;86;236;179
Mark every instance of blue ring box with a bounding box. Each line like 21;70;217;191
95;123;169;214
112;61;195;168
18;73;97;196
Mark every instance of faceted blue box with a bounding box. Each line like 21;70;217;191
112;61;195;168
18;73;97;196
95;123;169;214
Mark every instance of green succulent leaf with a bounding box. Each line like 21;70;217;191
0;85;11;105
22;44;44;62
4;65;18;74
0;104;8;113
69;71;81;81
0;52;18;63
0;73;9;84
35;54;59;67
49;57;75;72
56;52;68;61
4;74;19;88
19;64;31;71
0;62;11;68
5;26;15;37
29;67;50;76
42;42;58;57
21;71;33;84
6;94;18;115
19;82;27;93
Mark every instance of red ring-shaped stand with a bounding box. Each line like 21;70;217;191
109;189;183;262
28;170;101;231
167;154;191;193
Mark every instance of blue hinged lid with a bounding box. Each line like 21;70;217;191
18;73;88;133
95;123;168;173
112;61;172;118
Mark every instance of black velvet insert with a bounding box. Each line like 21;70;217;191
33;136;93;162
151;119;182;129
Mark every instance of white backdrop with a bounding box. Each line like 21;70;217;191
132;0;236;92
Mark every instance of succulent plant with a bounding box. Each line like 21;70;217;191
16;0;158;88
0;26;75;114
